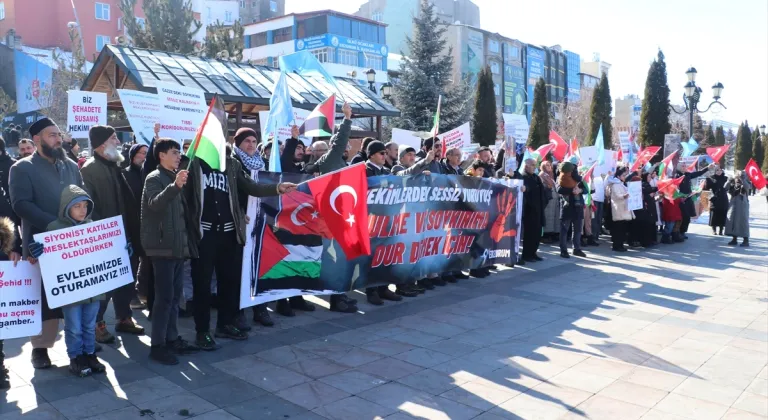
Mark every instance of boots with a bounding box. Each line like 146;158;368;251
672;232;685;243
253;305;274;327
740;238;749;247
587;235;599;246
661;234;673;245
727;237;738;246
719;227;724;236
712;226;717;235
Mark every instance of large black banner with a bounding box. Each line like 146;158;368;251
240;173;521;307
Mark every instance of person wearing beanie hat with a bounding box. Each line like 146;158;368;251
366;140;386;158
81;125;146;342
123;143;149;309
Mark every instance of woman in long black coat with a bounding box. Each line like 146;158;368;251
703;167;728;235
638;171;659;247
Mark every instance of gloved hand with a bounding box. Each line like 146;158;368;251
29;241;45;258
125;242;134;257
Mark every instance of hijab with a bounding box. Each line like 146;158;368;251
539;161;555;188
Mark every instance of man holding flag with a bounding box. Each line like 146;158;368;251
184;96;297;351
674;161;715;239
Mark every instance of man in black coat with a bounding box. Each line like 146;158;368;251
124;143;149;306
675;162;713;238
280;126;306;174
518;158;546;262
363;141;403;306
350;137;376;165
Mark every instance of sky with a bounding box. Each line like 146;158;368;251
285;0;768;128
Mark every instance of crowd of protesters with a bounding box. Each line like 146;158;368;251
0;107;761;385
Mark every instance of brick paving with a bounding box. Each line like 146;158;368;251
1;197;766;420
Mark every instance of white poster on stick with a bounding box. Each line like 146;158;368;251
627;181;643;211
0;262;42;339
391;128;421;150
67;91;107;138
156;82;209;143
33;216;133;309
438;122;470;150
258;109;312;145
118;89;161;144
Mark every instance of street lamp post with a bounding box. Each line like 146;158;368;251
365;69;377;134
671;67;726;139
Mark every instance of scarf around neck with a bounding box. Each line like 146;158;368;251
235;146;265;172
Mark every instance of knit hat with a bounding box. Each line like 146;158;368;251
234;127;259;147
129;144;147;163
367;140;386;156
29;117;56;137
89;125;115;149
398;145;416;159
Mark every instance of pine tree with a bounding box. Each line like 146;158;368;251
119;0;202;54
702;124;716;148
471;66;497;146
725;128;736;169
714;126;726;167
735;122;753;169
639;50;672;162
586;73;613;148
762;133;768;173
392;0;470;133
752;126;764;169
203;20;245;60
692;114;705;142
527;77;549;148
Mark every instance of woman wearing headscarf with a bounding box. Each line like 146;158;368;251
608;166;634;252
703;166;728;235
539;160;560;242
725;171;750;247
637;171;659;247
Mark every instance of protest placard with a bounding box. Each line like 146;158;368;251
118;90;161;144
503;113;530;144
67;91;107;138
391;128;421;150
618;131;630;162
579;146;616;176
156;82;209;143
0;262;42;339
33;216;133;309
258;109;312;145
627;181;643;211
438;122;471;150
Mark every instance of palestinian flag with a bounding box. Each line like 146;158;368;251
300;94;336;137
658;150;678;180
188;95;227;171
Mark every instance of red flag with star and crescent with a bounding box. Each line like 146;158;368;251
275;191;332;238
549;130;568;161
307;163;371;260
706;145;729;165
745;159;766;190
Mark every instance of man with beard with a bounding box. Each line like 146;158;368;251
384;141;398;170
17;138;35;159
476;147;495;178
124;143;149;308
416;138;445;175
80;126;146;343
9;117;84;369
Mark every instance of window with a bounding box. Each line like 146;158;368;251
270;0;277;12
0;2;5;21
240;0;245;7
337;48;358;66
328;15;381;43
136;17;146;29
95;3;110;21
117;17;122;30
224;11;233;23
297;16;327;38
249;32;268;47
310;47;331;63
252;1;257;7
494;83;500;96
272;56;280;68
490;61;500;74
488;40;499;53
371;11;383;22
365;54;383;71
273;26;292;43
96;35;111;52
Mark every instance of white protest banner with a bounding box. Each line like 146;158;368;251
627;181;643;211
579;146;615;176
0;262;42;340
438;122;471;150
503;113;530;144
258;108;312;145
118;90;161;144
67;91;107;138
33;216;133;309
391;128;421;150
618;131;630;162
156;82;208;143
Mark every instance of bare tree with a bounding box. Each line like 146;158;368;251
36;25;88;127
552;89;593;145
0;87;16;122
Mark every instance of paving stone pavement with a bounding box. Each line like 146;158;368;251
2;196;766;420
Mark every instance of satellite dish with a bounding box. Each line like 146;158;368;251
194;43;202;53
220;50;230;60
215;51;223;59
115;35;128;46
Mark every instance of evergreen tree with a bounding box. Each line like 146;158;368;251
714;126;726;167
639;50;672;162
587;73;613;148
692;114;705;142
471;66;497;146
703;123;716;148
735;122;753;169
752;125;764;169
203;20;245;60
762;134;768;173
527;77;549;148
725;128;736;169
392;0;470;133
119;0;202;54
0;87;15;122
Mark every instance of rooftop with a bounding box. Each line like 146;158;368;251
243;9;387;28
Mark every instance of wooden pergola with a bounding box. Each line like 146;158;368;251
80;45;400;138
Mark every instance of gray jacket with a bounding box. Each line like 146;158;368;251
313;119;352;175
9;152;83;257
141;167;191;259
392;156;432;176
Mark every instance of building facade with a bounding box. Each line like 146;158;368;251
542;45;566;110
190;0;240;43
615;94;642;130
354;0;479;57
242;10;390;85
565;50;580;102
580;52;611;80
238;0;284;24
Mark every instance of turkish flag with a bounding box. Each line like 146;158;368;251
276;191;332;238
549;130;568;161
307;163;371;259
745;159;766;190
657;176;685;199
630;146;660;172
706;145;729;164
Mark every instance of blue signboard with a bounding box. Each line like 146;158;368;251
526;46;544;122
295;34;388;56
14;51;53;114
503;65;525;115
